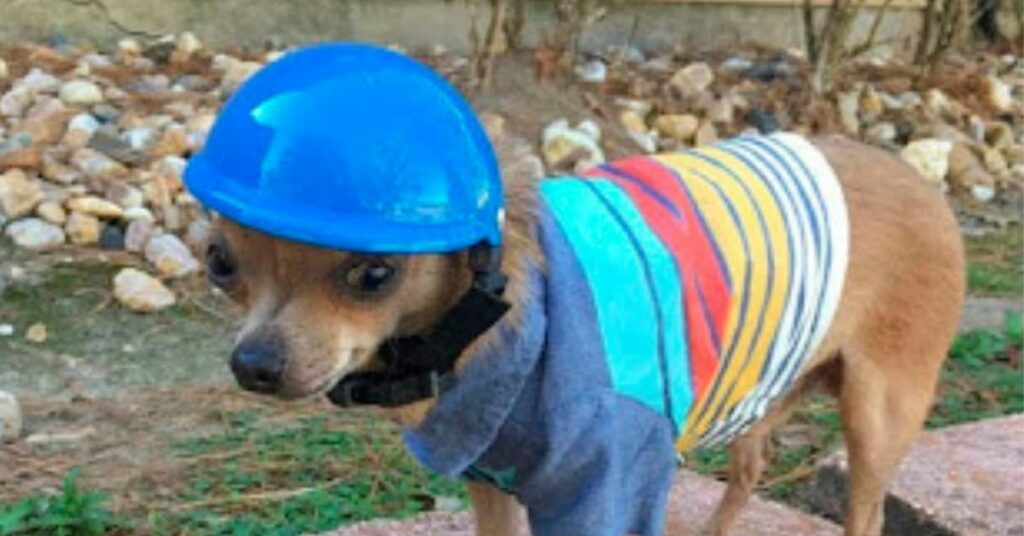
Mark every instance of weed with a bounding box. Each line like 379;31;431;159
0;469;126;536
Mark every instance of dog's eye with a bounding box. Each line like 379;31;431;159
206;241;237;288
338;258;401;299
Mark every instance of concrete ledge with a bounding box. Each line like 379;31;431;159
810;415;1024;536
321;469;840;535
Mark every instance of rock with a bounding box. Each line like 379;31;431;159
0;58;7;79
837;91;860;135
619;110;648;134
25;322;47;343
478;112;505;140
985;122;1014;150
900;139;953;186
695;121;719;147
221;60;262;94
88;130;145;165
982;147;1010;178
745;109;780;134
40;155;80;185
947;143;983;181
0;169;44;218
924;88;957;119
125;219;155;252
0;87;32;117
5;218;65;250
865;122;897;145
18;68;60;94
123;127;158;153
628;131;658;153
152;155;186;180
575;59;607;84
541;119;605;171
105;181;144;209
859;86;884;120
63;113;100;148
971;184;996;203
184;113;216;151
706;98;735;125
58;80;104;105
36;201;67;224
0;144;41;171
184;218;211;253
70;147;127;180
615;98;654;117
67;196;124;219
981;75;1014;113
654;114;700;142
65;211;101;244
99;224;125;250
149;124;190;158
14;98;73;145
176;32;203;56
0;390;22;443
145;233;200;277
0;324;12;337
670;62;714;97
123;207;155;223
113;268;176;312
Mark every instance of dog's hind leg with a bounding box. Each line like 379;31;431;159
697;369;826;536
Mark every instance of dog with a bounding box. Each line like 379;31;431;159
202;131;964;536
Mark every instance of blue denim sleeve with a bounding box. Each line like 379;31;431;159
516;392;678;536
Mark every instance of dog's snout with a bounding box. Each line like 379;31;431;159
230;335;286;394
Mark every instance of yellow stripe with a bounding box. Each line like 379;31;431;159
658;149;791;452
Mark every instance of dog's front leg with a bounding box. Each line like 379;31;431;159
468;481;525;536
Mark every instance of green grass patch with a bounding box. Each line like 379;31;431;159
0;469;127;536
151;410;464;536
965;228;1023;297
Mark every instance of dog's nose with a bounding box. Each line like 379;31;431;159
230;336;285;394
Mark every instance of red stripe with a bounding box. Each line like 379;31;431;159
583;160;730;401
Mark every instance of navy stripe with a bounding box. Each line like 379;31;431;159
683;149;777;434
598;163;683;219
693;274;722;353
581;180;678;433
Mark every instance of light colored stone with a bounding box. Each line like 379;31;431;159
628;130;658;153
66;196;124;219
185;113;216;151
619;110;648;134
981;75;1014;113
105;181;144;209
479;112;505;140
152;155;186;180
65;211;101;245
176;32;203;56
0;58;8;79
900;138;953;185
541;119;605;170
837;91;860;135
14;98;72;145
41;155;80;185
145;233;199;277
58;79;103;105
185;218;211;253
221;60;262;94
706;98;735;125
25;322;47;343
670;62;714;97
971;184;996;203
614;97;654;117
695;121;719;146
0;390;22;443
70;148;127;180
0;169;44;218
865;122;896;145
123;127;157;153
5;218;65;250
0;324;12;337
125;219;156;252
113;267;176;312
654;114;700;142
982;147;1010;178
859;86;884;119
149;124;189;158
18;68;59;94
575;59;607;83
36;200;67;224
0;86;32;117
123;207;155;223
63;113;100;148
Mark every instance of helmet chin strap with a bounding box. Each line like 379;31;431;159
327;242;511;408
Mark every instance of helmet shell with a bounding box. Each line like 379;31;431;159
184;43;502;253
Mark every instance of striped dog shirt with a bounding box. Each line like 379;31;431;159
404;133;850;536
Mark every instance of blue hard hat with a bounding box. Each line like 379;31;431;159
184;43;502;253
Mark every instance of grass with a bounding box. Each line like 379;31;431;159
0;469;126;536
964;228;1023;297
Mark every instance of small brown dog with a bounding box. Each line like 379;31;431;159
203;131;964;536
